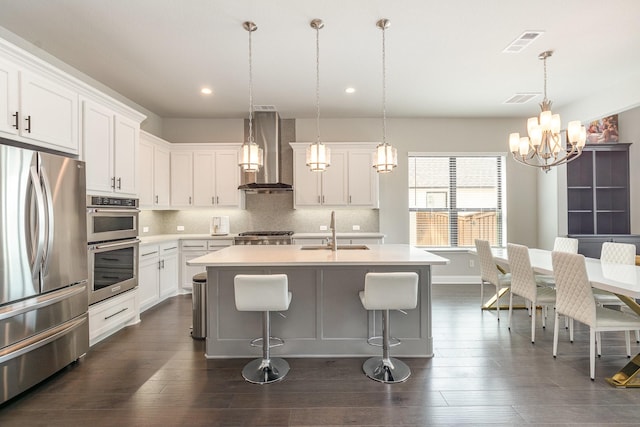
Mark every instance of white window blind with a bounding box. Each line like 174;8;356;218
409;155;506;247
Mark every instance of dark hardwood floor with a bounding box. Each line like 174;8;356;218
3;284;640;426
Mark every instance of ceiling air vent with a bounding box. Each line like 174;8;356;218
502;31;544;53
503;93;540;104
253;105;277;112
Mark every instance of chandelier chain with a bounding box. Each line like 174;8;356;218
542;54;548;103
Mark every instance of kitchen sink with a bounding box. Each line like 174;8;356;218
300;245;370;250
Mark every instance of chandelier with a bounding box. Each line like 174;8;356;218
306;19;331;172
508;50;586;173
238;21;263;172
373;19;397;173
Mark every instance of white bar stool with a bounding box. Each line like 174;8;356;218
359;272;419;383
234;274;292;384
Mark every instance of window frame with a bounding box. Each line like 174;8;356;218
408;152;507;249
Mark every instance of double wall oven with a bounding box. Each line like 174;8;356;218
86;196;140;305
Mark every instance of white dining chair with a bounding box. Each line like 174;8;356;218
592;242;636;307
507;243;557;343
594;242;639;341
536;237;579;287
475;239;511;321
551;251;640;380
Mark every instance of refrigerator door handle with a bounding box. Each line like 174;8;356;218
39;165;55;275
29;165;46;280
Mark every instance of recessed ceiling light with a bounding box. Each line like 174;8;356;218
345;87;356;94
201;87;213;95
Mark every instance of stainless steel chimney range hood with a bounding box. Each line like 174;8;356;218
238;110;293;193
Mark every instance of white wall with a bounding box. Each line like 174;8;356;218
161;118;244;143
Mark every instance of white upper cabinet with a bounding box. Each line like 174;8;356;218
293;148;323;206
154;145;171;207
0;57;18;138
20;70;79;154
320;149;348;205
291;143;379;209
83;99;140;197
347;150;379;207
83;100;114;193
170;150;193;207
176;145;242;209
139;131;171;208
113;116;138;195
193;149;241;207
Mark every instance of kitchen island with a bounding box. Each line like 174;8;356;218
188;244;449;358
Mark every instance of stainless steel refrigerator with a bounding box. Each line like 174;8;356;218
0;140;89;404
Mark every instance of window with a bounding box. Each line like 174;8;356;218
409;155;506;248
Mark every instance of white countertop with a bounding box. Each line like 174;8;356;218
139;233;236;245
188;244;449;267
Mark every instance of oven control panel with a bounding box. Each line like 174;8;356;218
87;195;139;208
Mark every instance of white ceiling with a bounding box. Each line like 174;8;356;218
1;0;639;119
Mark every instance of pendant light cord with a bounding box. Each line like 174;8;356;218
315;24;321;143
381;23;387;145
248;26;254;143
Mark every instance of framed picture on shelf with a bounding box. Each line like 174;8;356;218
586;114;618;144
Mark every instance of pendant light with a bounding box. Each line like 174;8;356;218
306;19;331;172
238;21;263;172
373;18;397;173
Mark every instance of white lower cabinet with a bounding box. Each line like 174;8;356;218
88;288;139;346
139;241;179;312
180;239;233;292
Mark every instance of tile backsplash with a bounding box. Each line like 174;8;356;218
139;192;379;236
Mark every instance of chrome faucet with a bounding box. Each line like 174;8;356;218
329;210;337;251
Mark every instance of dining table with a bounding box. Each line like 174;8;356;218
482;247;640;387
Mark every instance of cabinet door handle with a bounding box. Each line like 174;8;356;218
189;196;192;204
117;177;122;189
158;260;162;270
111;177;116;189
12;112;18;129
349;195;352;204
104;307;128;320
212;196;215;205
216;196;219;204
155;195;159;204
24;115;31;133
322;195;325;204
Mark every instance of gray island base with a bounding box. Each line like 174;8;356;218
187;244;449;358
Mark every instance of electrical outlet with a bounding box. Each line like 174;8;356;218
142;226;149;233
177;225;185;231
469;259;475;268
319;225;328;231
352;225;360;231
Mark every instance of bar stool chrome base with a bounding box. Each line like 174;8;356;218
363;356;411;383
242;357;290;384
